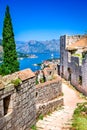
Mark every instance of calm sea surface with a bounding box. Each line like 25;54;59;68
19;52;60;72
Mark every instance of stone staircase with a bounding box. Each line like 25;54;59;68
36;81;86;130
36;106;73;130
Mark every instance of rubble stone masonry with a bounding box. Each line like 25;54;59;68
0;69;36;130
0;69;63;130
36;76;63;118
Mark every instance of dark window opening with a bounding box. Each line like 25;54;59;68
79;76;82;85
68;68;72;81
49;72;52;75
61;66;64;77
4;95;12;115
68;67;72;73
36;92;38;97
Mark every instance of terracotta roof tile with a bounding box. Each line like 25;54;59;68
18;69;35;81
67;36;87;50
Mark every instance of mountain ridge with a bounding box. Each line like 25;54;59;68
16;39;60;54
0;39;60;54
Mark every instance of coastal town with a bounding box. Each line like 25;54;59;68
0;34;87;130
0;0;87;130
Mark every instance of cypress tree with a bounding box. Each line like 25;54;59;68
0;6;19;75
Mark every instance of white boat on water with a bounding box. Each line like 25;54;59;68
33;64;38;66
51;53;54;58
29;55;38;58
18;57;24;60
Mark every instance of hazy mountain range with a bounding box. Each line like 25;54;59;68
0;39;60;54
16;39;60;53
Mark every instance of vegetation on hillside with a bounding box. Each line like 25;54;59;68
0;6;19;75
72;102;87;130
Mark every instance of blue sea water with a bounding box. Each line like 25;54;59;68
19;52;60;72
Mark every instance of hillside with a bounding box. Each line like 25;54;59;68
0;39;60;55
16;39;60;54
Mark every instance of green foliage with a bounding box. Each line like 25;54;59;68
36;79;39;85
72;102;87;130
31;125;37;130
0;64;10;76
40;78;45;83
82;52;87;59
38;114;44;120
72;53;83;65
0;6;19;75
11;78;21;87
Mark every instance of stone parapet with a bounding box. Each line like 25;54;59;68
0;69;36;130
36;76;63;117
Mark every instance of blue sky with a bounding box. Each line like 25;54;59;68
0;0;87;41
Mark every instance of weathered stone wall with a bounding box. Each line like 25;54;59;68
70;56;80;87
0;69;36;130
60;35;68;79
60;34;87;95
0;69;64;129
36;76;63;118
60;35;82;80
82;54;87;95
65;55;87;96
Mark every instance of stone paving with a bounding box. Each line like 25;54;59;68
36;80;86;130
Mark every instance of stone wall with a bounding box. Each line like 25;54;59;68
0;69;36;130
60;34;87;96
82;54;87;95
63;54;87;96
36;76;63;118
70;56;80;87
60;35;82;80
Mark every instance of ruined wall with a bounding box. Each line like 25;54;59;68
82;54;87;95
68;56;87;96
60;35;82;80
70;56;80;86
0;69;36;130
36;76;63;117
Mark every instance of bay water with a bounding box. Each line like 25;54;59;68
19;52;60;72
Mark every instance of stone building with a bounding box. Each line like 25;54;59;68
36;62;58;83
60;35;87;95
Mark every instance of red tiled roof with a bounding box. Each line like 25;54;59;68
18;69;35;81
67;36;87;50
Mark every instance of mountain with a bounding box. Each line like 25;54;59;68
0;39;60;54
16;39;60;54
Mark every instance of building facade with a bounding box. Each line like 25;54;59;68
60;35;87;95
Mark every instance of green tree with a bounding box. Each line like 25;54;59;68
0;6;19;75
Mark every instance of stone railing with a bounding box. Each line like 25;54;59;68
36;76;63;118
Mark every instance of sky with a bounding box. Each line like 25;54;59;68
0;0;87;41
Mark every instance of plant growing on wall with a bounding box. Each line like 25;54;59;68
11;78;22;87
11;78;22;91
0;6;19;75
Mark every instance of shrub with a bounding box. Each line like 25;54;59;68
31;125;37;130
72;102;87;130
11;78;21;87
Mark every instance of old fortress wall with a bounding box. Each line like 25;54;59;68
0;69;63;130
